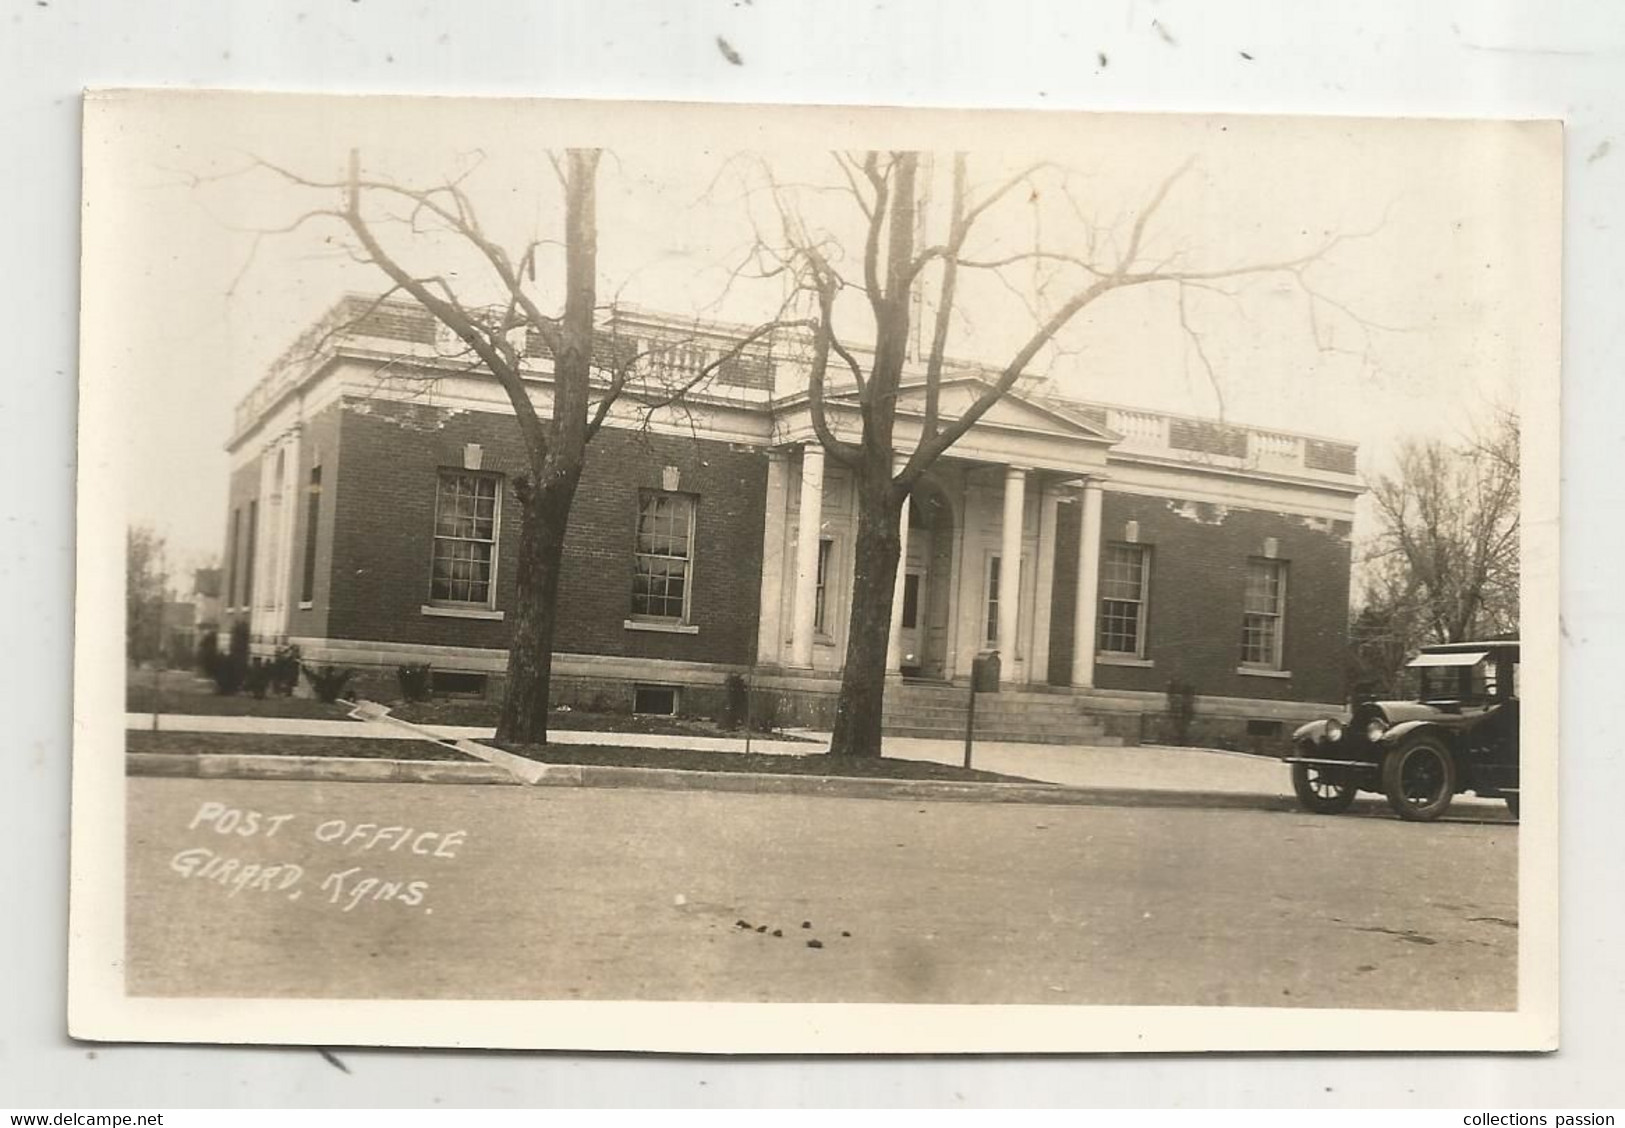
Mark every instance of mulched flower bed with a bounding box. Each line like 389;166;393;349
126;731;1030;784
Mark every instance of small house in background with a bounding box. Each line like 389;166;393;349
218;295;1361;749
191;566;222;631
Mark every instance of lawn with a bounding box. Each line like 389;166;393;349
125;731;1030;784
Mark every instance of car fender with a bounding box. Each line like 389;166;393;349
1291;718;1337;745
1376;719;1456;751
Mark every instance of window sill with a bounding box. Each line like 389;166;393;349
624;619;699;635
1098;654;1154;668
1237;666;1292;679
421;604;505;621
297;601;314;610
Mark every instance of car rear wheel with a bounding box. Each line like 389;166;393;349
1291;762;1359;814
1381;737;1457;822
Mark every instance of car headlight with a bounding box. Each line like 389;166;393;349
1364;718;1388;742
1324;719;1345;743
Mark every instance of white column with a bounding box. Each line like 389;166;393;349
997;465;1027;684
886;491;913;672
789;443;825;669
1029;483;1059;685
756;450;790;664
1071;478;1105;688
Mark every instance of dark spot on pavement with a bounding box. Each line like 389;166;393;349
841;930;851;938
1097;51;1108;67
771;929;782;937
1239;50;1254;60
1356;964;1377;973
1152;19;1176;45
807;939;823;949
716;36;743;65
801;920;811;929
1354;925;1438;946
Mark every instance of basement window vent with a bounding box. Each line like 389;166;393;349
1246;719;1283;738
431;671;489;698
633;684;679;716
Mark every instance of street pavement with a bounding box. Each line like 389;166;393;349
126;775;1519;1008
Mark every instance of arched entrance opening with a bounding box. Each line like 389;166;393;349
898;474;956;681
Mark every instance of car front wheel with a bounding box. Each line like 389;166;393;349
1381;737;1458;822
1291;762;1359;814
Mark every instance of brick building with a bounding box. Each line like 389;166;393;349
222;296;1361;747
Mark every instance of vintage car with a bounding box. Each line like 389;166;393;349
1284;639;1519;822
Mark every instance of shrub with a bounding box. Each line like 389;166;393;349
195;629;219;677
1165;678;1198;745
244;658;271;699
270;645;302;696
719;673;749;731
750;688;781;734
208;622;250;695
302;664;355;704
397;662;433;702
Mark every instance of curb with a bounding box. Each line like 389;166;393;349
125;752;1309;813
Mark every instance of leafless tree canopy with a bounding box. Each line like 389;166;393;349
722;150;1368;757
1354;409;1521;691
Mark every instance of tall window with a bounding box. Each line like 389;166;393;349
985;555;1002;644
1242;558;1288;668
632;491;696;622
1099;543;1150;657
244;499;258;610
813;538;834;633
430;471;500;606
300;466;322;605
227;507;241;609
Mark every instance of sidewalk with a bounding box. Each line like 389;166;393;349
125;710;1504;808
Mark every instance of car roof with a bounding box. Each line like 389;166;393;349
1418;639;1520;656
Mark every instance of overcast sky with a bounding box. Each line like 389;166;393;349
83;92;1557;572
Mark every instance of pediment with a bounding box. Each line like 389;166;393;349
830;374;1117;443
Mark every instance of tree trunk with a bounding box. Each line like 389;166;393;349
495;471;580;746
828;466;904;758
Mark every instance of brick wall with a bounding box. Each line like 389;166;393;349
325;402;767;666
221;455;262;620
283;400;344;643
1047;489;1352;704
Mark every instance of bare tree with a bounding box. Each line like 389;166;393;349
127;525;168;665
1361;410;1520;672
249;150;793;745
741;151;1358;759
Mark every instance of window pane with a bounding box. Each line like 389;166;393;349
431;472;499;605
901;573;920;630
632;490;696;620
